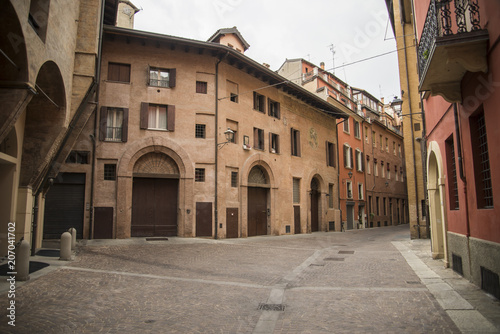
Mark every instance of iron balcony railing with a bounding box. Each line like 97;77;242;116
418;0;482;80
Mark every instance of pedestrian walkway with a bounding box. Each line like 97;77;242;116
0;225;498;333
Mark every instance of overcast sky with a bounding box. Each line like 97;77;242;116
131;0;401;103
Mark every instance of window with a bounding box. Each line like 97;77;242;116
29;0;50;42
421;200;427;218
346;181;353;199
108;63;131;83
355;149;363;172
368;196;372;215
268;99;280;119
400;167;404;182
326;142;336;167
381;162;385;178
195;124;206;139
387;163;391;179
384;198;387;215
195;168;205;182
354;121;360;138
358;183;364;200
393;141;396;155
149;67;176;88
395;166;399;181
367;156;371;174
365;126;369;143
470;109;493;208
196;81;207;94
253;92;266;112
343;118;350;133
293;178;300;203
270;133;280;154
253;128;264;150
376;197;380;215
104;164;117;181
385;138;389;152
99;107;128;142
398;144;402;157
66;151;89;164
414;123;421;132
231;172;238;187
291;128;301;157
329;184;334;208
445;136;459;210
372;131;376;147
374;160;378;176
140;103;175;131
227;80;238;103
343;144;353;169
379;135;383;150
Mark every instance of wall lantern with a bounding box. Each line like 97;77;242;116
218;128;234;148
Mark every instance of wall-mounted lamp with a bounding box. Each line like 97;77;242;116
217;128;234;148
348;171;353;179
385;181;389;187
390;96;403;116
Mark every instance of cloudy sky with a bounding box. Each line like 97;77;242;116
131;0;401;102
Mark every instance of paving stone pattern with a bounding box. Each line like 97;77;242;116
0;225;494;333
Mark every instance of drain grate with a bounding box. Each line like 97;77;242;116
406;281;421;285
309;263;325;267
258;303;286;311
338;250;354;254
324;257;344;261
146;237;169;241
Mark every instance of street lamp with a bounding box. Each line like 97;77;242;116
217;128;234;148
348;171;353;179
390;96;403;116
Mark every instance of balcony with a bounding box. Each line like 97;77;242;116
418;0;489;103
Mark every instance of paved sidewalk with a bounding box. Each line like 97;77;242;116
0;225;498;333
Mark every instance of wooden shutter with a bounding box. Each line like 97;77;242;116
120;64;130;83
276;134;280;153
361;152;365;171
169;68;176;88
254;128;259;148
121;108;129;142
296;130;301;157
326;141;329;166
253;92;258;110
167;105;175;131
349;147;353;169
270;133;273;153
108;63;119;81
140;102;148;129
332;143;336;168
355;150;359;171
99;106;107;141
343;145;347;167
276;102;281;119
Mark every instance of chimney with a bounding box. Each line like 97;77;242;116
381;97;385;104
116;1;140;29
320;62;325;70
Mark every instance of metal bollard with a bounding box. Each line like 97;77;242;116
60;232;72;261
16;240;30;281
69;228;77;250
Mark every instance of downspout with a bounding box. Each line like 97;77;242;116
89;0;107;240
454;103;471;275
402;14;421;238
214;51;229;240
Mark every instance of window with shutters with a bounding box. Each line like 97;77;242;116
355;149;363;172
100;107;128;142
291;128;301;157
329;184;334;208
108;63;130;83
140;102;175;131
343;144;353;169
354;121;360;139
149;67;176;88
253;92;265;113
293;178;300;204
254;128;264;150
268;99;280;119
326;141;336;167
270;133;280;154
196;81;207;94
343;118;350;134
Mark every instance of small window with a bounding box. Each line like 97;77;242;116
291;128;301;157
231;172;238;187
104;164;117;181
149;67;176;88
254;128;264;150
270;133;280;154
140;103;175;131
343;118;350;133
268;99;280;119
327;142;336;167
196;81;207;94
293;178;300;203
354;121;360;138
414;123;421;132
253;92;265;113
195;168;205;182
227;80;239;103
195;124;206;139
108;63;131;83
66;151;89;164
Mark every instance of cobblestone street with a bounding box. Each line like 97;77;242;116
1;225;499;333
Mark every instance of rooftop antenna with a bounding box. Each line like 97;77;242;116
328;44;336;74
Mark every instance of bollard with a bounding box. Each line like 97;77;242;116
16;240;30;281
60;232;72;261
69;228;77;250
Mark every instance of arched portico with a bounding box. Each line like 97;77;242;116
427;141;448;264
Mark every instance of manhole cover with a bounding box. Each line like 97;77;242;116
338;250;355;254
258;303;285;311
324;257;345;261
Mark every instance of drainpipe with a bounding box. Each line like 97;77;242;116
89;0;106;240
214;51;229;240
454;103;471;275
401;15;421;238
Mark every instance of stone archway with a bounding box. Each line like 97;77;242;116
427;142;448;262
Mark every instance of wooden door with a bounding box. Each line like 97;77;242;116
248;187;267;236
311;190;319;232
196;202;212;237
94;207;113;239
346;204;354;230
226;208;238;238
132;178;178;237
294;206;301;234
